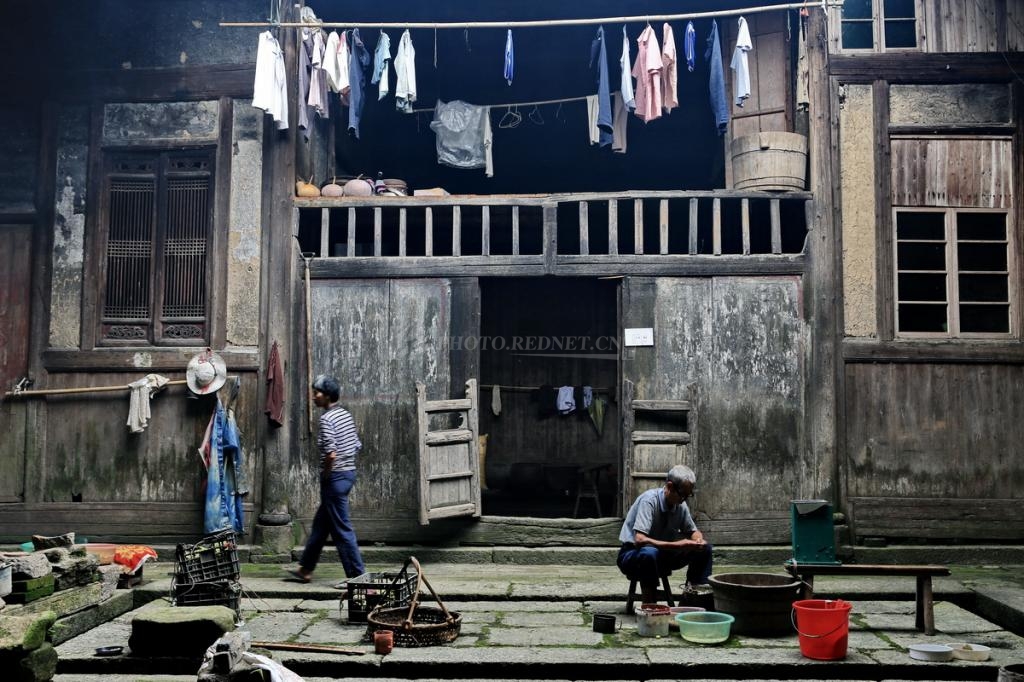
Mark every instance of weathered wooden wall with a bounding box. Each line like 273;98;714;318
306;279;454;538
844;362;1024;538
0;225;33;503
622;276;807;544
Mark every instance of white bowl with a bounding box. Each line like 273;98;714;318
909;643;954;662
949;642;992;661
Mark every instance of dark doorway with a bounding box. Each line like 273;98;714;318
478;277;620;517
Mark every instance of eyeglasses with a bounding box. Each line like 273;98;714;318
672;484;695;501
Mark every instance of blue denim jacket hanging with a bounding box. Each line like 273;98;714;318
204;397;246;534
590;26;613;147
705;20;729;135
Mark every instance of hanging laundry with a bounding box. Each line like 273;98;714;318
612;91;629;153
394;29;417;113
347;28;371;139
557;386;576;415
589;26;613;147
586;95;602;145
324;31;343;93
796;14;810;111
201;396;245;534
483;109;494;177
620;25;635;111
337;31;351;101
298;29;314;137
632;24;663;123
431;100;491;173
684;21;696;72
126;373;169;433
503;29;515;85
372;30;392;101
661;23;679;113
731;17;753;107
582;386;594;410
265;341;284;428
491;384;502;417
308;30;330;118
705;20;729;135
588;396;607;437
252;31;288;130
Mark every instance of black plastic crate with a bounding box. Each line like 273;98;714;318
172;578;241;614
344;569;417;623
174;529;240;584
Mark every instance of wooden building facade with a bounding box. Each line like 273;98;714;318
0;0;1021;551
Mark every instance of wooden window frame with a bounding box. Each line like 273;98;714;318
893;206;1017;339
837;0;922;53
80;99;233;353
94;149;216;347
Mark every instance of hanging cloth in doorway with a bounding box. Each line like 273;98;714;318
684;21;696;72
394;29;417;113
588;396;606;437
491;384;502;417
589;26;613;147
620;25;636;111
661;23;678;113
372;30;392;101
632;24;663;123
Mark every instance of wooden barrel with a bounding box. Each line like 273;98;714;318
731;132;808;191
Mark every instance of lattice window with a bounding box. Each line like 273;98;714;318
100;150;213;345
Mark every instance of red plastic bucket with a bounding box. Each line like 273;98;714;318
792;599;852;660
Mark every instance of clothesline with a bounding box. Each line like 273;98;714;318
410;94;589;115
480;384;614;393
220;1;820;30
4;377;240;400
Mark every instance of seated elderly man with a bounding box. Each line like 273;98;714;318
617;464;713;604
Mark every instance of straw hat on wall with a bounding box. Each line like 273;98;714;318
186;349;227;395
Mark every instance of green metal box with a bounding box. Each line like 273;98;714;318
790;500;839;565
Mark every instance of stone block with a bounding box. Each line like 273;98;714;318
0;610;57;652
49;589;134;645
7;575;56;604
98;564;121;601
129;605;236;658
49;551;99;591
31;533;75;550
9;581;103;619
2;641;58;682
3;554;53;580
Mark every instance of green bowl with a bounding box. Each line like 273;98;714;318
675;611;735;644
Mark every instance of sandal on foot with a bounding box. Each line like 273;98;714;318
284;568;312;583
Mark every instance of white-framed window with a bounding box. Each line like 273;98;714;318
894;207;1014;337
840;0;918;51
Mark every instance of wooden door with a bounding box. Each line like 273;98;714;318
416;379;482;524
0;224;32;502
310;278;473;524
620;276;807;544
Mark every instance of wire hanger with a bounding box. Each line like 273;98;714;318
498;105;522;129
528;105;545;125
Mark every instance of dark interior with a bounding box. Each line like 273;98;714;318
320;0;760;195
478;277;620;517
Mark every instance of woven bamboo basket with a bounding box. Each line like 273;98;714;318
365;556;462;647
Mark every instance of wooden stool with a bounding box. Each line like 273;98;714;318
573;465;604;518
626;574;675;612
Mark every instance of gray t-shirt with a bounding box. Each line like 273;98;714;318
618;488;697;544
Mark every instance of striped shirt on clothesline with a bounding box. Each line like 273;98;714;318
318;405;361;472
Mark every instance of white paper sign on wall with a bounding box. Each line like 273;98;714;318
624;327;654;347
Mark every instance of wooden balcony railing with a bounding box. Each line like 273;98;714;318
296;190;812;277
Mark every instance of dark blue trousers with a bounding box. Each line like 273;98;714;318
300;470;366;578
617;542;713;594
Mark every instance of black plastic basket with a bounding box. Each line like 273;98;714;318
172;578;241;615
344;564;418;623
174;529;240;584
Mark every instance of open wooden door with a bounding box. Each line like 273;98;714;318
416;378;482;525
622;380;696;506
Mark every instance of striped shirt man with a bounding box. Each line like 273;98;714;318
318;405;361;472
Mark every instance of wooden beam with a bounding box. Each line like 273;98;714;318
829;53;1024;83
373;207;382;257
634;199;644;254
481;205;490;256
689;198;699;254
425;206;433;256
319;207;330;258
741;198;751;255
347;207;356;258
712;198;722;255
659;199;669;255
399;208;407;257
608;199;618;255
452;205;461;256
579;201;589;255
512;205;520;256
770;199;782;254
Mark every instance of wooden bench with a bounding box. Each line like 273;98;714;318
784;562;950;635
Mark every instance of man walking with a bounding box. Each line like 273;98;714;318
286;374;366;587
